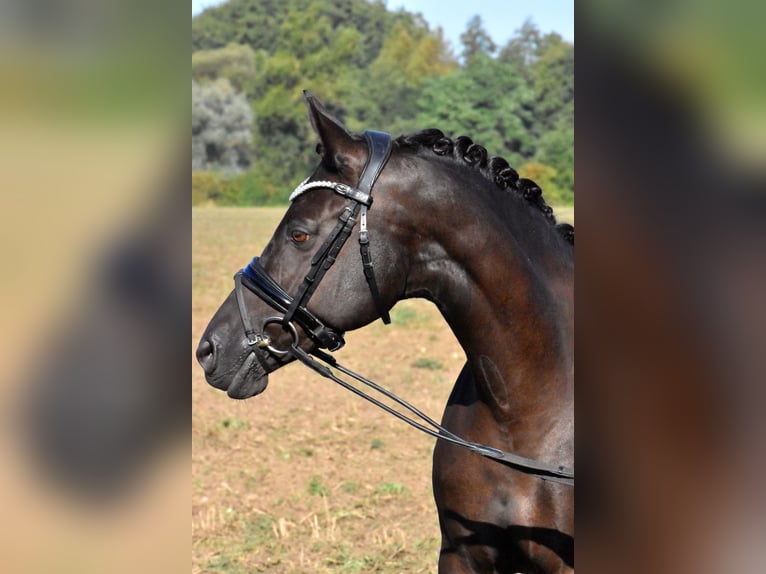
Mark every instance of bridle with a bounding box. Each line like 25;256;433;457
231;130;574;487
234;130;392;354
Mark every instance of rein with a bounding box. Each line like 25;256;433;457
289;345;574;486
233;130;574;487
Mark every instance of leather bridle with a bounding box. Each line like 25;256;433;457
230;130;575;486
233;130;392;355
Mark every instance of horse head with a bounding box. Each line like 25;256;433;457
197;92;411;399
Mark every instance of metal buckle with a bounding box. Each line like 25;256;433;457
260;317;300;357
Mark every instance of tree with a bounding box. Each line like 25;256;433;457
192;79;254;173
416;55;535;166
535;125;574;202
190;0;568;206
244;8;456;194
460;15;496;62
497;20;574;203
499;18;543;69
529;34;574;133
192;43;257;92
526;32;574;201
355;22;455;133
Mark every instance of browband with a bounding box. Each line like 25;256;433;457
289;131;393;205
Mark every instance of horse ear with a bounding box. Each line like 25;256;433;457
303;90;359;170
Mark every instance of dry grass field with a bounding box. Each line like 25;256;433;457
192;205;573;573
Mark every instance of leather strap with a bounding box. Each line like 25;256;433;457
358;131;393;196
240;260;345;351
283;203;360;325
275;131;392;334
359;213;391;324
236;131;393;351
290;345;574;486
357;131;393;324
234;272;262;346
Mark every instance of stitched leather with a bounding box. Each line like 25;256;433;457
236;131;393;351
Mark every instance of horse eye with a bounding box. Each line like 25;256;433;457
291;230;311;243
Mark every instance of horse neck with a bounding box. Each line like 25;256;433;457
404;176;574;430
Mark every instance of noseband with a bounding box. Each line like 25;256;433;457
230;130;574;486
233;130;392;354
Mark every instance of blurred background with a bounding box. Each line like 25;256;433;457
0;0;187;572
576;0;766;572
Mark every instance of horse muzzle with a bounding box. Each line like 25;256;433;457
196;334;271;400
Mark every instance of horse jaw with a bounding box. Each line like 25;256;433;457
201;348;270;400
225;352;269;399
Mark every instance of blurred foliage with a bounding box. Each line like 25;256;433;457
192;171;224;205
192;43;256;91
0;2;189;573
192;79;253;173
0;0;185;124
192;1;573;206
584;0;765;169
416;54;534;167
460;15;497;62
192;169;285;206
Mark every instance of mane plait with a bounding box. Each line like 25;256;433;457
395;129;573;245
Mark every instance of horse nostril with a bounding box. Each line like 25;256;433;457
196;338;217;374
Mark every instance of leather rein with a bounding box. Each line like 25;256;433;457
232;130;574;487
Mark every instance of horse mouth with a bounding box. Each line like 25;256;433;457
225;351;269;400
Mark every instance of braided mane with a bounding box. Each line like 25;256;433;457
395;129;574;245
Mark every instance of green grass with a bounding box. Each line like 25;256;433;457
308;476;329;496
375;482;407;495
412;357;444;370
389;302;434;327
201;514;277;573
220;416;249;431
391;305;417;324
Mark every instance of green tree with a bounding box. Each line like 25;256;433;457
529;34;573;133
192;43;257;91
460;15;496;62
191;0;572;206
527;33;573;201
355;23;455;133
498;20;574;203
193;0;291;52
241;3;456;196
499;18;543;69
535;125;574;203
416;55;535;166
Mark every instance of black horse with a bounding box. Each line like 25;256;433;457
197;93;573;573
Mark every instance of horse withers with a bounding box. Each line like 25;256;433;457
197;92;573;573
